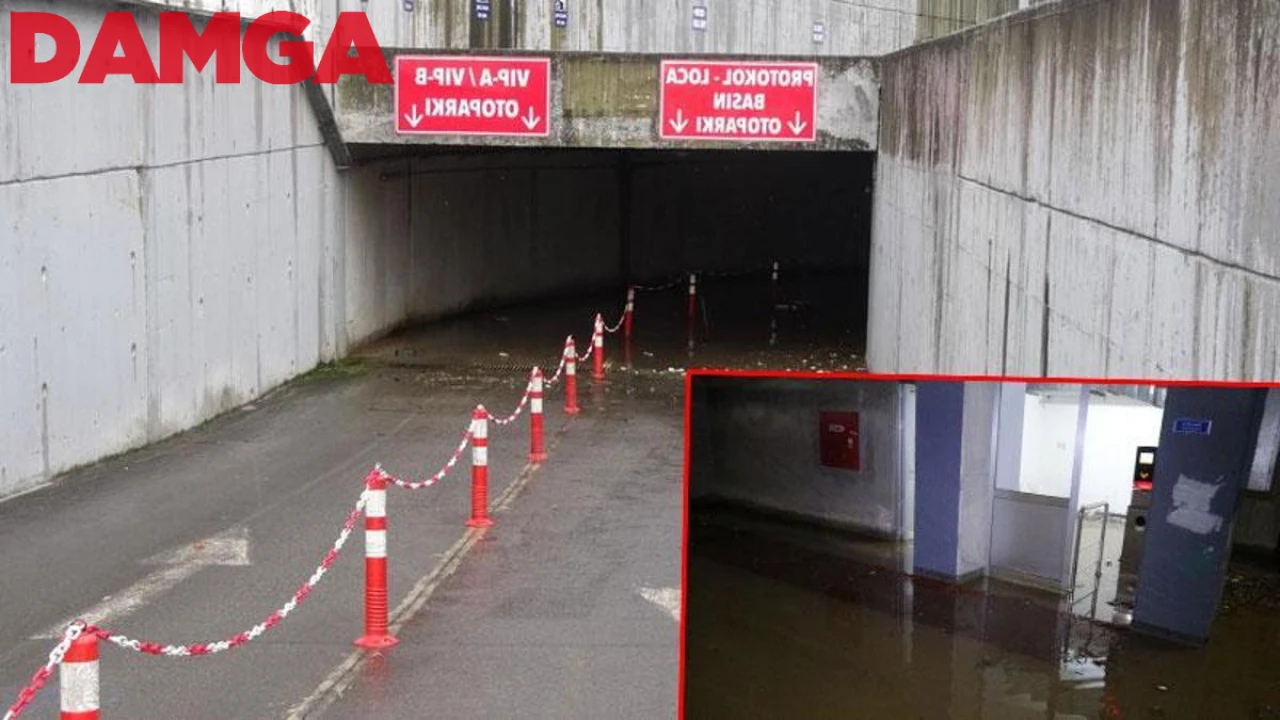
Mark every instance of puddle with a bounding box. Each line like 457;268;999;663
684;511;1280;720
352;271;867;376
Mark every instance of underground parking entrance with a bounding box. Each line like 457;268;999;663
342;145;876;373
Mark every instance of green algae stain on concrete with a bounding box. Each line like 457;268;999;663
338;68;391;115
562;57;657;119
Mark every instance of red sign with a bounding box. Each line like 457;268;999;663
818;411;860;470
659;60;818;143
395;55;551;137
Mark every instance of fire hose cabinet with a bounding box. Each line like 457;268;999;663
819;411;860;470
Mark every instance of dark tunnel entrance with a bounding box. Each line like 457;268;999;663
345;145;875;371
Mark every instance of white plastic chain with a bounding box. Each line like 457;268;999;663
91;489;370;658
577;326;599;362
377;424;473;490
3;622;84;720
543;354;568;387
603;311;626;334
485;379;533;426
631;276;684;292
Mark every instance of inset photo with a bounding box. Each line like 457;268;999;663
680;372;1280;719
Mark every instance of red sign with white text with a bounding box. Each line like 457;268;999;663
659;60;818;142
395;55;551;137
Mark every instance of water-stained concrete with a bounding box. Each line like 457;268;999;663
870;0;1280;381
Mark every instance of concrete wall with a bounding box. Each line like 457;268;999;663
956;381;996;576
123;0;1025;56
344;152;621;333
1017;394;1163;511
625;151;874;279
690;377;904;538
1236;389;1280;553
0;0;381;497
869;0;1280;380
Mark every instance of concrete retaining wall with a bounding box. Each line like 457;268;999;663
113;0;1026;56
0;1;379;497
689;377;904;538
868;0;1280;380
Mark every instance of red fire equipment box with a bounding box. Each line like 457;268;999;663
819;411;860;470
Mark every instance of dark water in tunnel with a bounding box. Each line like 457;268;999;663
683;507;1280;720
355;269;867;375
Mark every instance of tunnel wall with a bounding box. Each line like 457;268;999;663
0;1;403;498
626;152;873;280
690;378;904;539
136;0;1031;57
868;0;1280;380
344;149;874;333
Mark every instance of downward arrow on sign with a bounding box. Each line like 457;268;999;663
522;106;541;130
788;111;808;136
669;109;689;134
403;104;424;128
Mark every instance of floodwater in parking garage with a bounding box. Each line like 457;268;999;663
354;270;867;374
683;508;1280;720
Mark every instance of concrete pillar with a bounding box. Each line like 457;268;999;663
1132;386;1267;644
913;382;997;582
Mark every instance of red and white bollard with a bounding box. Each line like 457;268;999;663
623;286;636;368
529;367;547;462
592;313;605;381
563;336;581;415
60;631;99;720
355;470;397;649
466;406;493;529
623;286;635;342
687;273;698;349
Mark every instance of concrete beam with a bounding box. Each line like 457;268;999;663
336;51;879;152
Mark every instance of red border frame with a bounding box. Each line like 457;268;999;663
675;367;1280;719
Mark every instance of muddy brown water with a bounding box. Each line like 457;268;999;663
684;510;1280;720
354;271;867;375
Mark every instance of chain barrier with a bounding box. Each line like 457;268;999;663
630;276;684;292
630;263;776;290
543;354;568;387
87;489;369;658
0;290;656;716
696;261;775;280
2;622;84;720
484;381;533;426
376;426;474;490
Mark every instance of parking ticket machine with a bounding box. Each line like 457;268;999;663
1114;446;1158;613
